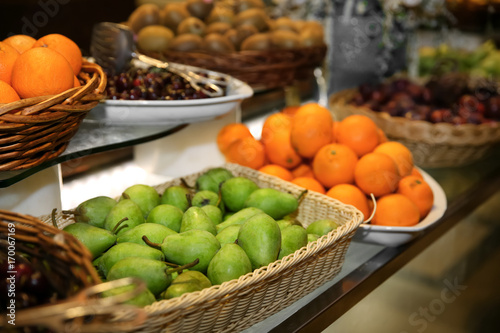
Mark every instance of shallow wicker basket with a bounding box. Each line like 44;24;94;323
329;89;500;168
45;163;363;333
143;45;327;91
0;60;107;171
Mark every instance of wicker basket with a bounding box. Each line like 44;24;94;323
143;45;327;91
45;162;363;333
329;89;500;168
0;60;107;171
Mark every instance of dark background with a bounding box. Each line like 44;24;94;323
0;0;136;56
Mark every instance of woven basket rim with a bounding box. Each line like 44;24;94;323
329;88;500;146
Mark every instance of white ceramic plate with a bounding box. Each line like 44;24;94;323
352;168;447;247
85;67;253;125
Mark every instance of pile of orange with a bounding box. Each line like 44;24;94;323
216;103;434;227
0;33;82;104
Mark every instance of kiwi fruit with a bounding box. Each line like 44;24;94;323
177;16;206;36
271;17;297;32
203;33;235;53
137;25;175;52
206;22;233;35
169;33;204;52
186;0;214;20
127;4;161;34
240;33;272;51
234;8;269;32
235;0;265;13
160;3;191;32
206;6;235;26
300;29;325;47
271;30;301;50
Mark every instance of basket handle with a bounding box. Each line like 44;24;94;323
1;277;148;332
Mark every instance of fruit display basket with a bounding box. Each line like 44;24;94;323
44;162;363;333
143;44;327;91
329;88;500;168
0;60;106;171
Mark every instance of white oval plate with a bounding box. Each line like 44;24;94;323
352;168;448;247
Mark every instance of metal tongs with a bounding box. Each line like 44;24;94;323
1;277;148;332
90;22;227;97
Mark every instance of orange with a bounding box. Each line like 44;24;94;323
337;114;379;157
217;123;253;155
291;177;326;194
377;128;388;144
73;75;81;88
312;143;358;188
0;80;20;103
374;141;414;177
371;193;420;226
281;105;300;116
410;167;424;179
290;103;333;158
0;42;20;85
32;33;82;74
354;152;400;197
3;35;36;54
331;121;339;143
326;184;370;219
397;175;434;219
291;163;315;179
225;137;266;170
11;47;74;99
261;112;302;169
258;164;294;181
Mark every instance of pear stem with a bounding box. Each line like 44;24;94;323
61;209;79;216
51;208;59;229
142;235;162;249
112;217;129;234
166;258;200;275
121;192;131;200
297;189;308;205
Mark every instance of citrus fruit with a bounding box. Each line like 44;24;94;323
312;143;359;188
371;193;420;226
216;123;253;155
354;152;400;197
32;33;82;74
397;175;434;219
3;35;36;54
291;163;315;179
290;103;333;158
258;164;294;181
0;80;20;103
374;141;414;178
225;136;266;170
0;41;20;85
291;177;326;194
11;47;74;99
337;114;379;157
281;105;300;116
326;184;370;219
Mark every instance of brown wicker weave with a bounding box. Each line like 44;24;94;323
143;45;327;91
45;163;363;333
329;89;500;168
0;60;107;171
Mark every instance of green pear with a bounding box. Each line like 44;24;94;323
99;242;165;278
101;284;156;307
160;270;212;299
160;185;191;212
104;199;145;236
63;223;116;259
207;243;252;285
215;224;240;246
237;213;281;270
278;225;308;259
276;219;294;230
106;257;172;296
244;188;298;220
215;207;264;233
191;190;219;207
195;167;234;193
146;204;184;232
201;205;223;225
307;233;320;243
161;230;220;273
120;184;160;218
116;223;177;246
220;177;259;212
223;212;234;221
306;219;338;236
180;206;217;235
64;196;117;228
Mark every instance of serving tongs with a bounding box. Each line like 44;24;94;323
90;22;227;97
0;277;148;332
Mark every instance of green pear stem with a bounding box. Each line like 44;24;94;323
112;217;129;234
297;189;308;205
61;209;80;216
51;208;59;229
121;192;131;200
142;235;162;249
165;258;200;275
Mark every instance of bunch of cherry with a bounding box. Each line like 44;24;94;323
105;66;227;101
351;78;500;125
